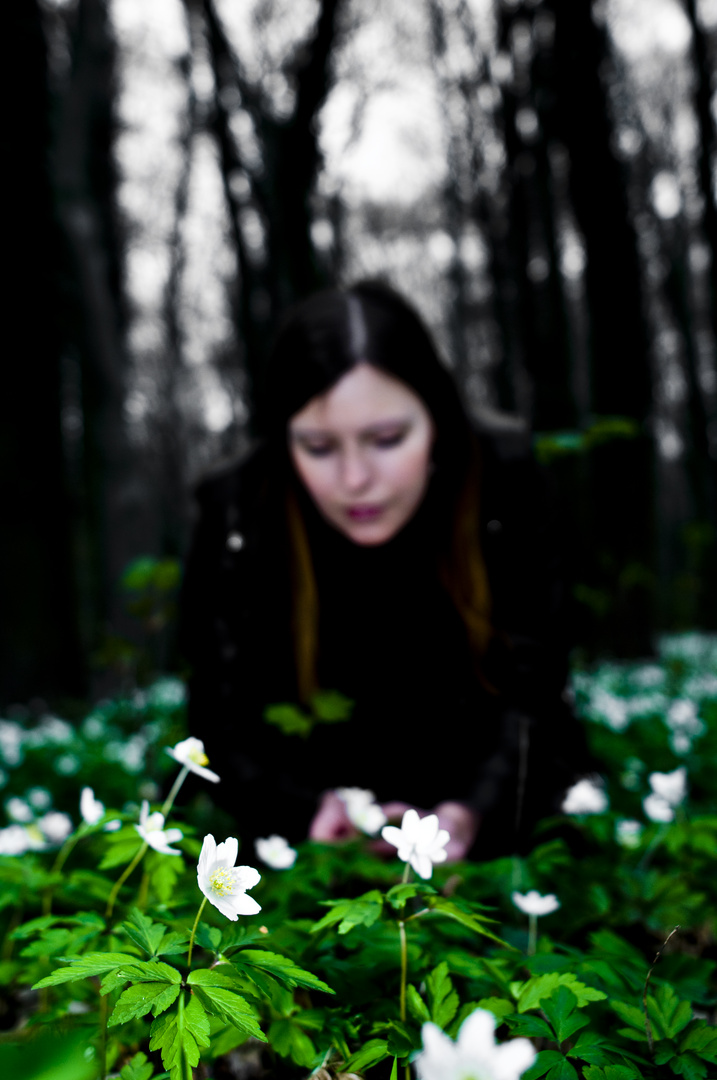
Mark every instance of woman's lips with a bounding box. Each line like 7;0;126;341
346;504;384;521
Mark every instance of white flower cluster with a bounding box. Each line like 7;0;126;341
512;890;560;917
561;777;608;815
643;767;686;824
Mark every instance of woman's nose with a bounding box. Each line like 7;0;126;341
341;448;372;492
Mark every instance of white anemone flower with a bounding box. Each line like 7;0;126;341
39;811;74;844
165;737;220;783
643;793;674;823
511;890;560;916
0;824;33;855
416;1008;536;1080
80;787;105;826
336;787;387;835
381;809;450;880
197;834;261;920
5;797;34;823
561;778;609;815
255;834;298;869
135;801;183;855
616;819;643;848
648;766;686;807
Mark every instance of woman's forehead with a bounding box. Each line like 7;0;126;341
288;363;428;433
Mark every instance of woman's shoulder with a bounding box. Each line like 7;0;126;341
192;441;269;511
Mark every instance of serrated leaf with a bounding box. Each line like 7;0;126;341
523;1050;567;1080
311;890;384;935
150;856;182;905
113;960;181;985
546;1059;579;1080
268;1018;317;1067
385;882;435;911
566;1032;612;1065
109;981;180;1025
231;949;334;994
310;689;353;721
99;838;144;870
120;1051;155;1080
156;931;189;957
32;952;137;989
543;987;589;1043
150;995;210;1080
611;1000;646;1033
263;703;313;737
670;1051;708;1080
122;909;168;958
583;1066;642;1080
406;984;431;1024
648;985;692;1040
680;1024;717;1059
195;925;222;952
342;1038;391;1073
475;997;515;1021
426;962;459;1029
188;973;266;1042
518;974;607;1013
508;1014;555;1040
425;896;507;945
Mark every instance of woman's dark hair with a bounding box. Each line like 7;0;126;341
258;281;493;701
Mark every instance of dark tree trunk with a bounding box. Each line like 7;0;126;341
0;3;84;704
546;0;655;654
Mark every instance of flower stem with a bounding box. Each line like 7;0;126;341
42;824;89;916
187;896;207;970
99;990;108;1080
528;913;537;956
161;764;190;818
398;918;410;1080
137;869;150;911
105;842;149;920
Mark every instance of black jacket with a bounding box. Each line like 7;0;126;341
179;417;592;858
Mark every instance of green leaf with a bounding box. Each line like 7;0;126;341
611;1000;646;1034
517;974;607;1013
231;949;334;994
670;1051;708;1080
648;985;692;1040
122;909;168;958
268;1018;317;1067
120;1052;155;1080
32;952;138;989
112;960;182;985
263;703;313;738
406;984;431;1024
150;856;182;905
195;925;222;952
566;1032;612;1065
385;882;436;911
309;689;353;721
150;994;209;1080
156;931;189;957
385;1019;417;1058
475;997;515;1021
426;962;459;1029
425;896;507;946
680;1024;717;1059
542;987;589;1044
583;1067;643;1080
99;838;144;870
311;890;384;935
546;1060;580;1080
188;970;266;1041
109;981;181;1025
523;1050;568;1080
508;1014;556;1040
342;1038;391;1073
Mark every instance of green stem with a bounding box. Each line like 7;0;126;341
187;897;208;970
99;989;108;1080
401;862;411;884
398;917;409;1080
137;870;150;911
161;764;190;818
42;824;89;916
528;913;537;956
105;842;149;920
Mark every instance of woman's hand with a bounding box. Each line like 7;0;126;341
308;790;360;842
433;801;479;861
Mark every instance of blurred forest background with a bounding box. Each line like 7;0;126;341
5;0;717;708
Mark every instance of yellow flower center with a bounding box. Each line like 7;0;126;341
209;867;236;896
190;748;210;766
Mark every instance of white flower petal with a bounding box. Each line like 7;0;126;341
198;834;216;879
381;825;404;849
512;890;560;916
216;836;239;869
232;893;262;916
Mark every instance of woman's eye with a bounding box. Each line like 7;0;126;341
374;431;406;449
302;442;334;457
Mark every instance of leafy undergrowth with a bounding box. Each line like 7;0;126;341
0;633;716;1079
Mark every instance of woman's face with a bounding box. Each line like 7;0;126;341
288;363;436;545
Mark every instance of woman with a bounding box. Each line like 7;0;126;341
180;281;591;860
